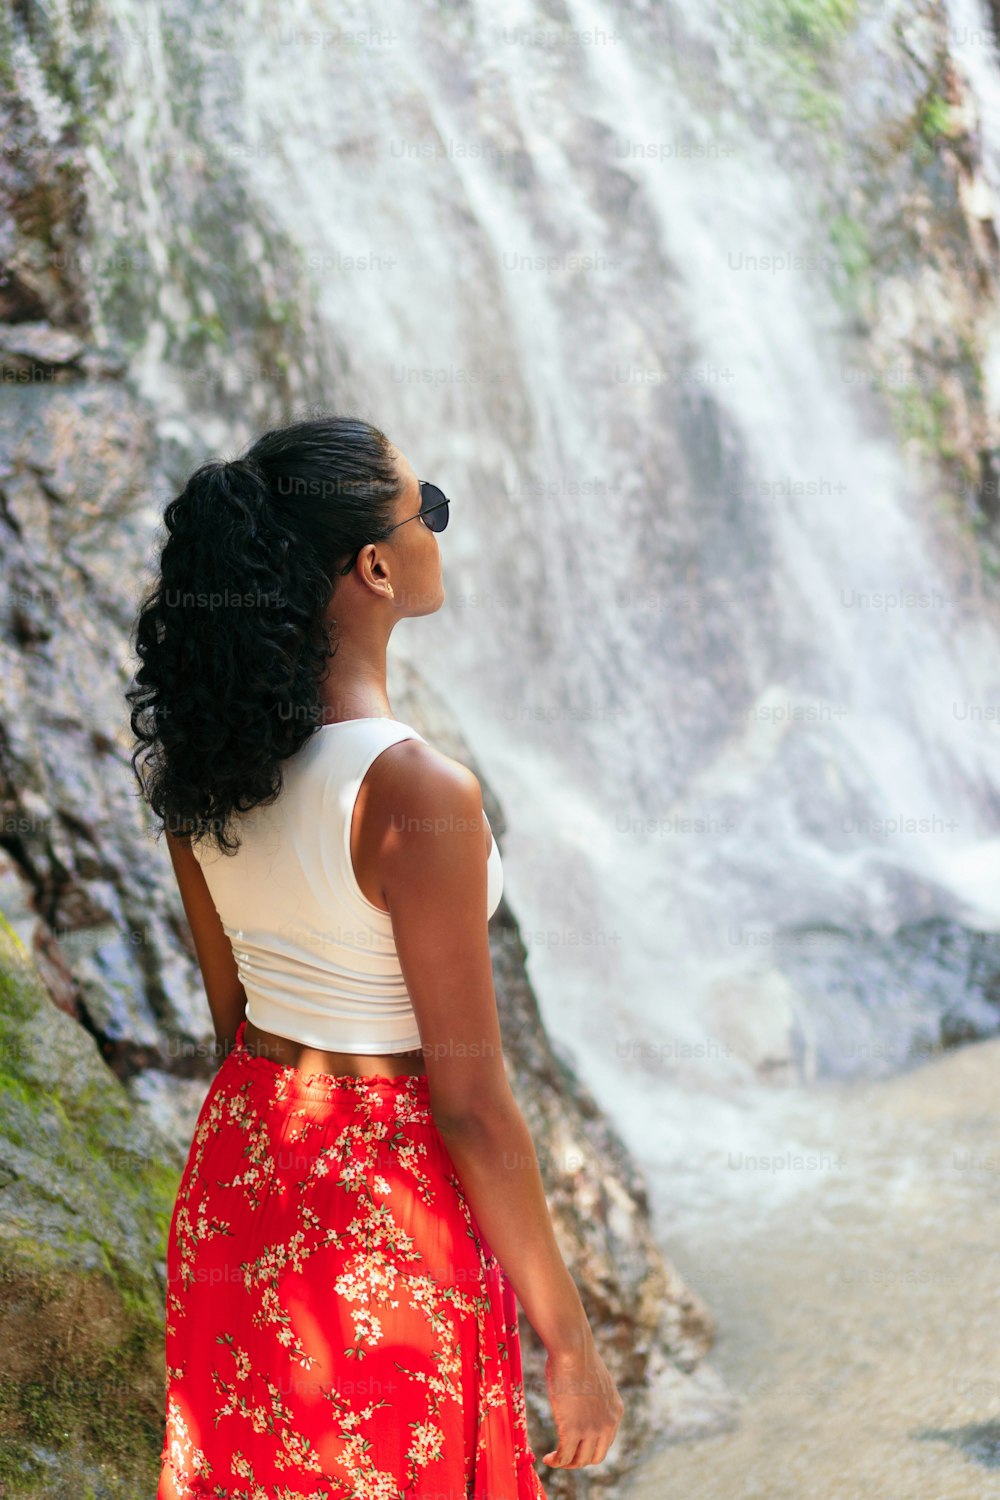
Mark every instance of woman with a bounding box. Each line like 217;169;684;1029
127;414;623;1498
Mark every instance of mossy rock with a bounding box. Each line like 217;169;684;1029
0;914;182;1497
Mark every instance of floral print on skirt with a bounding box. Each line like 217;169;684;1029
158;1018;547;1499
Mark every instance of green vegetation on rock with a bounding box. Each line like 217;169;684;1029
0;914;180;1497
826;209;875;319
913;87;961;169
738;0;857;129
751;0;857;50
891;382;951;455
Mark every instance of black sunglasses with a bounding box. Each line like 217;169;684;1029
338;481;450;576
388;480;450;535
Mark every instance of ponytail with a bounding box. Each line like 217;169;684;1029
126;414;401;854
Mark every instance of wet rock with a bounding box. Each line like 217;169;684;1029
0;924;179;1497
833;1;1000;540
0;319;85;372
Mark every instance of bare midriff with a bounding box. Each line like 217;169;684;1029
242;1015;428;1079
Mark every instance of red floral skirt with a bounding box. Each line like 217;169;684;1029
158;1017;547;1499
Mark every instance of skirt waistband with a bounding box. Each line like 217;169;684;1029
228;1015;433;1108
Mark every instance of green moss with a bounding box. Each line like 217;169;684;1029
826;210;874;317
918;91;953;145
738;0;857;130
890;383;949;450
981;545;1000;583
185;310;228;348
0;916;179;1496
754;0;857;49
0;7;16;90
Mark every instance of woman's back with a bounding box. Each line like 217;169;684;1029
192;716;503;1055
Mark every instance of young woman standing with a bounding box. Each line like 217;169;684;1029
128;414;623;1498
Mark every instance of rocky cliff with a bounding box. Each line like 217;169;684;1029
729;0;1000;585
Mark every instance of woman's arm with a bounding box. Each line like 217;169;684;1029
165;828;247;1055
365;739;591;1356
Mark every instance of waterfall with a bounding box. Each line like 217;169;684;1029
23;0;1000;1208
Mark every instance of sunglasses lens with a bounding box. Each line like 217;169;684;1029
420;482;449;532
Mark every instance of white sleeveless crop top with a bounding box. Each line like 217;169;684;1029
191;717;503;1052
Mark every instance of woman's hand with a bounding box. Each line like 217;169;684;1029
542;1338;624;1470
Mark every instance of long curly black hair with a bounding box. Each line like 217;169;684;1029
126;412;403;855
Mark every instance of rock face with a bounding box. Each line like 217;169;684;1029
0;17;731;1497
835;0;1000;539
732;0;1000;579
0;922;179;1498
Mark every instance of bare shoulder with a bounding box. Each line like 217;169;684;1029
366;734;482;814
